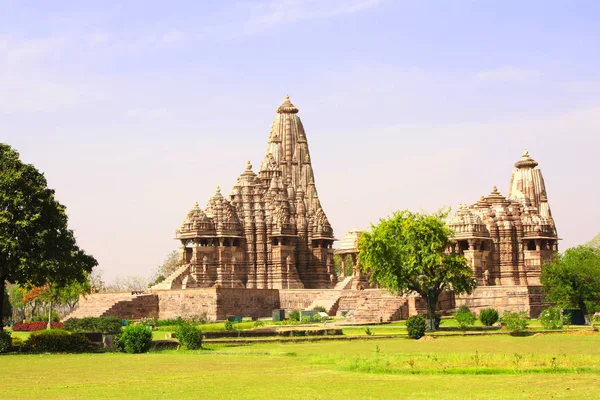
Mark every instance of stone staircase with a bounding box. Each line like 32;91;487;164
150;264;191;290
334;276;354;290
337;290;408;323
64;292;158;320
306;290;344;316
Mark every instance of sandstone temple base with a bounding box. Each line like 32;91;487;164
65;285;547;323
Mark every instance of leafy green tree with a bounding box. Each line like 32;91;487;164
149;249;180;287
358;210;476;331
587;233;600;249
0;143;97;330
1;284;10;323
541;246;600;325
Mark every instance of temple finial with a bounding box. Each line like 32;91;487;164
523;149;529;157
277;94;299;114
194;201;199;208
246;160;252;171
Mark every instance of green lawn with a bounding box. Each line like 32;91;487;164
1;333;599;399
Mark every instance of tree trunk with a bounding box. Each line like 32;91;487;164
47;299;52;330
424;288;438;332
580;301;591;325
0;281;4;331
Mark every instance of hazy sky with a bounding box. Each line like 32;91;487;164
2;1;599;282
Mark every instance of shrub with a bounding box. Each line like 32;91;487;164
479;308;499;326
406;315;427;339
11;336;23;351
30;312;60;322
63;317;123;333
539;306;565;330
289;310;300;321
116;324;153;354
0;330;11;353
301;316;312;324
175;322;203;350
312;306;326;313
253;320;265;328
454;305;476;330
224;320;234;331
502;311;529;333
23;330;91;353
12;321;63;331
311;314;322;322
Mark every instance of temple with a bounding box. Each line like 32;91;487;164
156;95;336;290
448;150;558;314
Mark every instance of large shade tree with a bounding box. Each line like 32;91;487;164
0;143;97;330
358;210;476;330
541;245;600;325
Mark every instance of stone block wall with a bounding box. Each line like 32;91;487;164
279;290;327;310
455;285;549;317
215;288;280;320
154;289;219;320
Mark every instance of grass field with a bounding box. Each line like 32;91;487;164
1;333;599;399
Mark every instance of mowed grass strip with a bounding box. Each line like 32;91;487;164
1;333;600;399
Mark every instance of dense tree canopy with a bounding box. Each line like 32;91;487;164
358;210;476;330
0;143;97;329
541;245;600;324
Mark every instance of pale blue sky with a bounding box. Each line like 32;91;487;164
1;0;599;282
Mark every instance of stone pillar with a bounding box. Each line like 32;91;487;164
339;255;346;278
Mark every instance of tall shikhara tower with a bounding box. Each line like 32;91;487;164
161;96;336;290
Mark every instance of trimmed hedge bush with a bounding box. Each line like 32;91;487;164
0;330;11;353
13;322;63;331
23;329;92;353
479;308;499;326
175;322;203;350
63;317;123;333
116;324;153;354
406;315;427;339
454;305;476;330
502;311;529;333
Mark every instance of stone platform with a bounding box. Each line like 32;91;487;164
65;285;546;322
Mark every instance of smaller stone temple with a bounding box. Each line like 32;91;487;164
334;229;372;290
448;150;558;315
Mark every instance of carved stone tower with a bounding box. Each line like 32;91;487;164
157;96;336;291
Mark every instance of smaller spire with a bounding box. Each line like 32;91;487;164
194;201;199;208
246;160;252;171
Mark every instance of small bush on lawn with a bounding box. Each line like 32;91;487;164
175;322;203;350
454;305;476;330
479;308;499;326
0;330;11;353
301;316;312;324
224;320;234;331
311;314;322;322
502;311;529;333
11;336;23;351
63;317;123;333
253;320;265;328
12;321;63;331
23;330;91;353
539;306;567;330
289;310;300;322
406;315;427;339
116;324;153;354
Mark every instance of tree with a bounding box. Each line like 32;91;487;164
541;246;600;325
0;143;97;330
149;249;180;286
358;210;476;331
587;233;600;249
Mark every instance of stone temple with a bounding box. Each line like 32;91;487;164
156;95;336;291
449;150;558;315
68;98;558;322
